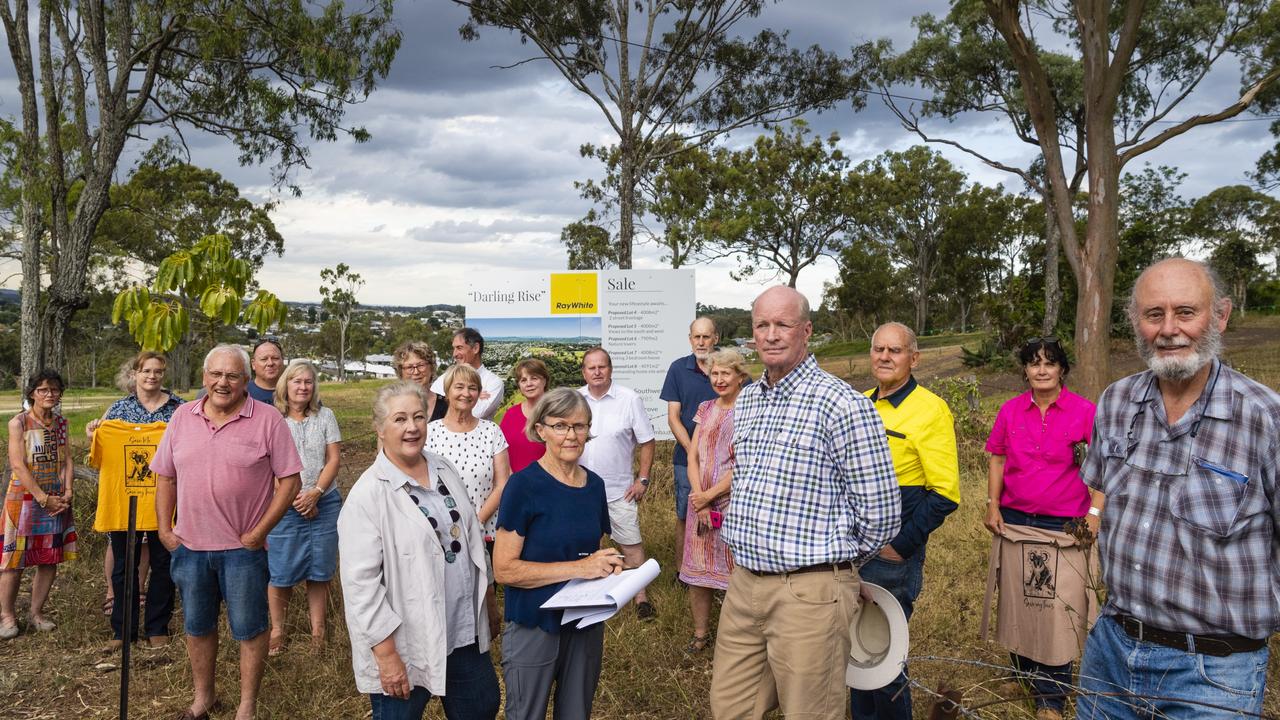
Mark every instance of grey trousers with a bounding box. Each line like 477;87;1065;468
501;621;604;720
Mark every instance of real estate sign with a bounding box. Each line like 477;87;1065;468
466;270;696;441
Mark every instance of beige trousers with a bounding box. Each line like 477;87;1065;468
710;564;861;719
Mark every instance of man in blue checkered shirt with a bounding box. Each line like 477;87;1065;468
1077;258;1280;719
709;286;900;719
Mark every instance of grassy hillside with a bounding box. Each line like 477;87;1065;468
2;318;1278;718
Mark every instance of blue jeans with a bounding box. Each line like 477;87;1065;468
169;545;268;641
672;464;691;520
1000;506;1074;532
849;549;925;720
368;643;500;720
1077;614;1269;719
267;489;341;586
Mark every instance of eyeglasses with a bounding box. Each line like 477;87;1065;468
34;387;63;397
207;371;245;383
401;362;430;373
541;422;590;437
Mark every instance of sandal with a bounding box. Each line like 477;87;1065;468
268;633;286;657
684;632;713;654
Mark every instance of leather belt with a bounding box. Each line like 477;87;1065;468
746;561;855;577
1116;614;1265;657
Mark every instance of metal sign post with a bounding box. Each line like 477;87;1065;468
119;496;138;720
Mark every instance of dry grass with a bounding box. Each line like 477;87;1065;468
2;318;1279;718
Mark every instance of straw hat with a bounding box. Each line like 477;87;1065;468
845;581;910;690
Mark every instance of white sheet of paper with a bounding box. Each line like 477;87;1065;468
541;558;661;627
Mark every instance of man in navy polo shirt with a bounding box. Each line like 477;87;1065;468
659;317;719;573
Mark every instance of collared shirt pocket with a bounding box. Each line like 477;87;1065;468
224;440;267;468
1171;457;1264;538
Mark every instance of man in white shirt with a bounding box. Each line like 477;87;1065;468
430;328;506;420
577;347;657;620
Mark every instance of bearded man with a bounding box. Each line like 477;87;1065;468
1076;258;1280;719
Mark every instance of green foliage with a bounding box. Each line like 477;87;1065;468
94;160;284;286
111;234;286;352
561;214;618;270
320;263;365;380
931;374;985;438
664;120;856;287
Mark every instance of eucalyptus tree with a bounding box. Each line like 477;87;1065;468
2;0;400;379
879;0;1279;396
457;0;872;268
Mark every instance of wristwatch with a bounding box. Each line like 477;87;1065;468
638;476;650;487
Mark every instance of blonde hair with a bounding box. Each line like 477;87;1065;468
274;360;321;415
708;348;751;383
440;363;482;399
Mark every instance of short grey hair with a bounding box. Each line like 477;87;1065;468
872;322;919;352
204;344;251;375
525;387;592;443
372;380;428;431
1126;257;1231;331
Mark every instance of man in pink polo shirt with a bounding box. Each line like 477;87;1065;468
152;344;302;720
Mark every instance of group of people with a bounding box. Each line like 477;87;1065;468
0;256;1276;720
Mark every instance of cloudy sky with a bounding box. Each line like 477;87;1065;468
2;1;1276;310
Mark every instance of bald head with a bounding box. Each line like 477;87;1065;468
1128;257;1231;383
689;316;719;361
1127;258;1229;329
751;286;813;380
751;286;811;320
872;322;918;353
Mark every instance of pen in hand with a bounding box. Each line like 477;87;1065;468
578;552;626;558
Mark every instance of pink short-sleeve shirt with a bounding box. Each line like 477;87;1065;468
150;397;304;550
985;387;1096;517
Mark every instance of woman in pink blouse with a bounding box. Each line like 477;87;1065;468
984;337;1097;719
498;359;553;474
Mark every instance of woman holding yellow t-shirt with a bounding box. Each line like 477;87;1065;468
88;351;184;650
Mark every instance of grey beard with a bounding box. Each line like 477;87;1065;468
1137;323;1222;382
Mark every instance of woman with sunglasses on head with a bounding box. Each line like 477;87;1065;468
983;337;1097;720
493;388;622;720
338;381;499;719
1;370;78;639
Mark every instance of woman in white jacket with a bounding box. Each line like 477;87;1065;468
338;381;499;720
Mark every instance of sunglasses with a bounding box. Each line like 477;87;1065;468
1026;336;1060;346
253;337;283;353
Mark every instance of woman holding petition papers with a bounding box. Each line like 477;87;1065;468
338;382;499;720
493;387;621;720
87;351;184;650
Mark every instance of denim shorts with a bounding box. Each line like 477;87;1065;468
267;490;341;587
673;464;691;520
170;545;269;641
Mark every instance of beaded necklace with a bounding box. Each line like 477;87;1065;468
407;476;464;563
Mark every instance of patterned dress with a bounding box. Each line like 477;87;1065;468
2;411;78;568
679;400;735;590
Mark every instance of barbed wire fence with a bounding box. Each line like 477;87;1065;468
904;654;1277;719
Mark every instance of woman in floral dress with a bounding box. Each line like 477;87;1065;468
680;349;750;653
1;370;78;639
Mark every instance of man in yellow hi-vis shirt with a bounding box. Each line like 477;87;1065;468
850;322;960;720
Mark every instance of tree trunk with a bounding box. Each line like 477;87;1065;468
1072;145;1121;400
1042;191;1062;334
339;320;348;381
617;141;636;270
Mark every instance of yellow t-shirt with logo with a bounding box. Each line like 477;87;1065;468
89;420;168;532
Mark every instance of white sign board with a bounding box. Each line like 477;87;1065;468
466;270;695;440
